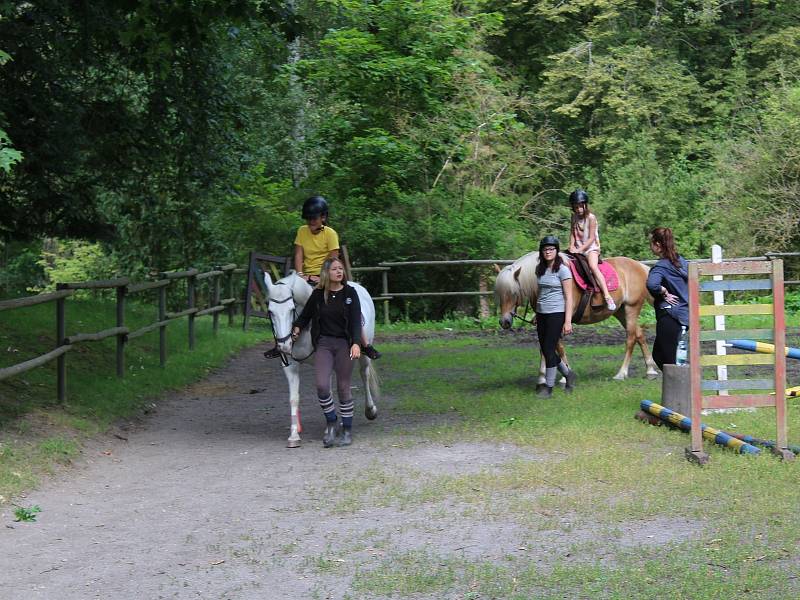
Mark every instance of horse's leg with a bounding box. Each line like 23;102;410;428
285;361;302;448
360;356;378;420
612;306;638;380
630;305;659;379
536;351;547;391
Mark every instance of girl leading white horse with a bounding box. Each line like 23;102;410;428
263;270;379;448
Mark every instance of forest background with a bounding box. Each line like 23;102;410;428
1;0;798;319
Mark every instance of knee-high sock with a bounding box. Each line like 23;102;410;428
318;394;337;423
545;367;557;388
339;398;354;429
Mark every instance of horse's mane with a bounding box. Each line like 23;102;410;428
495;251;540;303
495;250;572;302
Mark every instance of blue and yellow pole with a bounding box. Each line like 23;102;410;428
640;400;761;454
729;339;800;360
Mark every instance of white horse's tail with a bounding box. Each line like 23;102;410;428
367;360;381;401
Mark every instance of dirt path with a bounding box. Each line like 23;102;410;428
0;333;730;599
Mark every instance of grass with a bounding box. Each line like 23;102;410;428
0;296;270;502
333;328;800;598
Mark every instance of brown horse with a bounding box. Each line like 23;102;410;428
495;251;658;381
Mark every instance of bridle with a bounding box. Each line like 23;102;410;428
268;282;313;367
511;301;535;325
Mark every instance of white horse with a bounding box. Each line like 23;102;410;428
263;271;379;448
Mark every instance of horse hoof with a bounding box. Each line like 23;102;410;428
646;372;660;380
365;406;378;420
286;439;301;448
612;373;627;381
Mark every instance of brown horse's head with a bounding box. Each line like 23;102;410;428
495;264;526;329
494;251;546;329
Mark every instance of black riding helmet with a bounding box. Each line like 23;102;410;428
539;235;560;252
569;189;589;205
301;195;329;220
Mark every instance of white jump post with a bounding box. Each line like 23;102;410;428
712;244;728;396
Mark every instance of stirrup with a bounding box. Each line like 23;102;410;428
263;346;282;359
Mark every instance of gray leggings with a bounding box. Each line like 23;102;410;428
315;336;355;402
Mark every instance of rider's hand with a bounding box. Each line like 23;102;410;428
291;327;300;340
562;321;573;335
349;344;361;360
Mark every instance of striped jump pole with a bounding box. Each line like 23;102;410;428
727;339;800;360
641;400;760;455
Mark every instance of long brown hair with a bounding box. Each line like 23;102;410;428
317;256;348;302
650;227;681;268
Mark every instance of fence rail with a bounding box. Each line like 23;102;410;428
3;248;798;401
351;251;800;325
0;265;250;403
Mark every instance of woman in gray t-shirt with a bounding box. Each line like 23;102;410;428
535;236;576;398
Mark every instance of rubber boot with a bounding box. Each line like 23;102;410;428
336;427;353;447
322;423;338;448
564;370;578;393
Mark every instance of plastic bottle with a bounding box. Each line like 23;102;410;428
676;326;688;365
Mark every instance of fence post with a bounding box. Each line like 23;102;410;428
56;296;66;403
116;285;126;377
212;271;221;335
226;269;234;326
188;272;196;350
382;270;390;325
159;285;167;367
712;244;728;396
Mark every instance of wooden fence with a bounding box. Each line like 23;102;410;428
352;251;800;325
2;248;798;404
0;264;248;403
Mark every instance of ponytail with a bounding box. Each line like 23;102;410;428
650;227;681;268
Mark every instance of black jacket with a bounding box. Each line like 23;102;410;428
293;285;362;348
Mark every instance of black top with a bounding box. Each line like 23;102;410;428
293;285;362;348
318;291;348;338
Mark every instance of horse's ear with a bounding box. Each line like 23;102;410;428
263;270;275;294
493;263;501;274
513;267;522;282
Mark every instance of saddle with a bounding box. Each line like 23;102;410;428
567;253;619;321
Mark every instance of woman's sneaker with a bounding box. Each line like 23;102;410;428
362;345;381;360
606;296;617;311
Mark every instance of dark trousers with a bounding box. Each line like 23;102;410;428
536;312;565;368
315;336;355;401
653;312;682;370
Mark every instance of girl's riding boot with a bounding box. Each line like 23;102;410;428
558;361;578;393
362;344;381;360
336;427;353;447
323;423;338;448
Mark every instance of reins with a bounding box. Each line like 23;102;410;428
268;282;314;367
511;301;535;325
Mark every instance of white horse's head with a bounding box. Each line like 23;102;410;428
264;271;312;355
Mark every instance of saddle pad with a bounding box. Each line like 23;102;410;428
568;259;619;292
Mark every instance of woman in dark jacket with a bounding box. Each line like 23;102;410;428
292;257;362;447
646;227;689;370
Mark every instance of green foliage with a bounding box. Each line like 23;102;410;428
13;504;41;522
33;239;119;294
709;83;800;257
590;134;711;259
